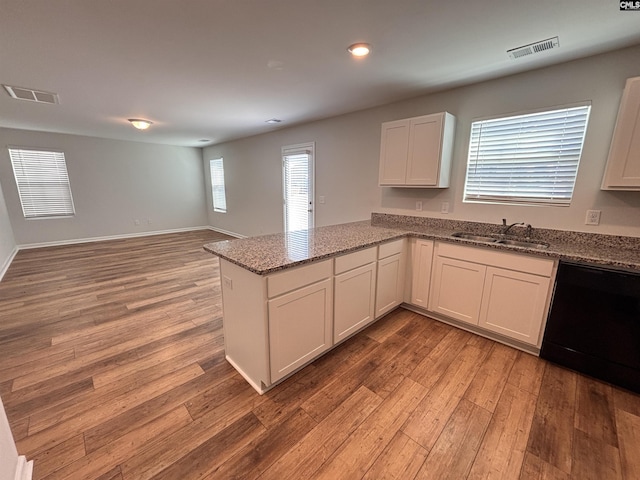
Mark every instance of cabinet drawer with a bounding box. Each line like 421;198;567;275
378;238;405;259
267;259;332;298
335;247;377;274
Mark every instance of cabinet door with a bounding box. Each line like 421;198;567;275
406;114;442;186
479;267;551;346
429;255;485;325
334;263;377;343
410;239;434;308
379;119;410;185
268;278;333;383
375;253;405;318
602;76;640;190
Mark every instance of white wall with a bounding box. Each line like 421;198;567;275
0;129;208;245
204;44;640;238
0;179;16;279
203;114;380;237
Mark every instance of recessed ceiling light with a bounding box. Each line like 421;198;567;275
128;119;153;130
347;43;371;57
265;118;282;124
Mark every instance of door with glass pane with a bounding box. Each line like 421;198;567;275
282;143;314;232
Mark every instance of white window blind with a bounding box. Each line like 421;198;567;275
283;146;313;233
464;105;591;206
9;148;75;218
209;158;227;213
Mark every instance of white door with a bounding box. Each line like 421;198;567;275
410;239;434;308
283;143;314;232
375;253;404;318
479;267;551;345
268;278;333;382
334;262;377;343
429;255;486;325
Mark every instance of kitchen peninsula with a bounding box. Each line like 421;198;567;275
204;214;640;394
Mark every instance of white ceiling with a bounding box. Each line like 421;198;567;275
1;0;639;147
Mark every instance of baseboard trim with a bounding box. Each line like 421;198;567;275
0;245;18;282
207;226;247;239
14;455;33;480
225;355;267;395
1;226;244;284
16;226;213;250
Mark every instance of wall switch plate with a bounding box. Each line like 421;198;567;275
415;201;423;211
585;209;601;225
319;196;325;204
223;276;233;290
441;202;450;214
134;219;140;226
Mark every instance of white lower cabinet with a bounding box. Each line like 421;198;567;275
429;255;486;325
428;242;555;347
268;278;333;383
334;262;377;344
409;239;434;309
221;236;555;395
478;267;551;345
375;239;406;318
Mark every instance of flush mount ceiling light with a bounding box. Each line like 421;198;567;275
128;119;153;130
265;118;282;124
347;43;371;57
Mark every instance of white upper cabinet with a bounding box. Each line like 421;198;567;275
602;76;640;190
379;112;456;187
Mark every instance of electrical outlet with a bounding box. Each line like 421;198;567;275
585;209;601;226
319;196;325;204
134;219;140;226
147;217;152;224
441;202;450;214
415;201;423;211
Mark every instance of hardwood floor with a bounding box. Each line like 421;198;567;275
1;229;639;479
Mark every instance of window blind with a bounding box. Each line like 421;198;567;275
9;148;75;218
209;158;227;213
464;105;591;206
283;151;312;232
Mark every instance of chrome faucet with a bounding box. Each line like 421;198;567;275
525;224;533;240
501;218;524;235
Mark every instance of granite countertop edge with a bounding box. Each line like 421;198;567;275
204;218;640;275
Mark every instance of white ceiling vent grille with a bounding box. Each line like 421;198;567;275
507;37;559;60
3;85;59;104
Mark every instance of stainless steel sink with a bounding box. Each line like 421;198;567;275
450;232;498;243
451;232;550;249
495;238;550;249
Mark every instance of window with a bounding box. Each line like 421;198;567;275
9;147;75;218
463;104;591;206
209;158;227;213
282;143;314;232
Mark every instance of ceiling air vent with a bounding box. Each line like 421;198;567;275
507;37;559;60
3;85;59;104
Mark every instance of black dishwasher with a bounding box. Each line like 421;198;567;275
540;261;640;393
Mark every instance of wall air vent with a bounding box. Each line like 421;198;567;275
507;37;559;60
3;85;59;104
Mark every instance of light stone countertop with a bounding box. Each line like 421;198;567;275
204;215;640;275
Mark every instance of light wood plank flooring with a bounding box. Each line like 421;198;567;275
1;230;639;479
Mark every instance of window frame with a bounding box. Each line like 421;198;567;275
8;146;76;219
209;157;227;213
463;103;591;207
